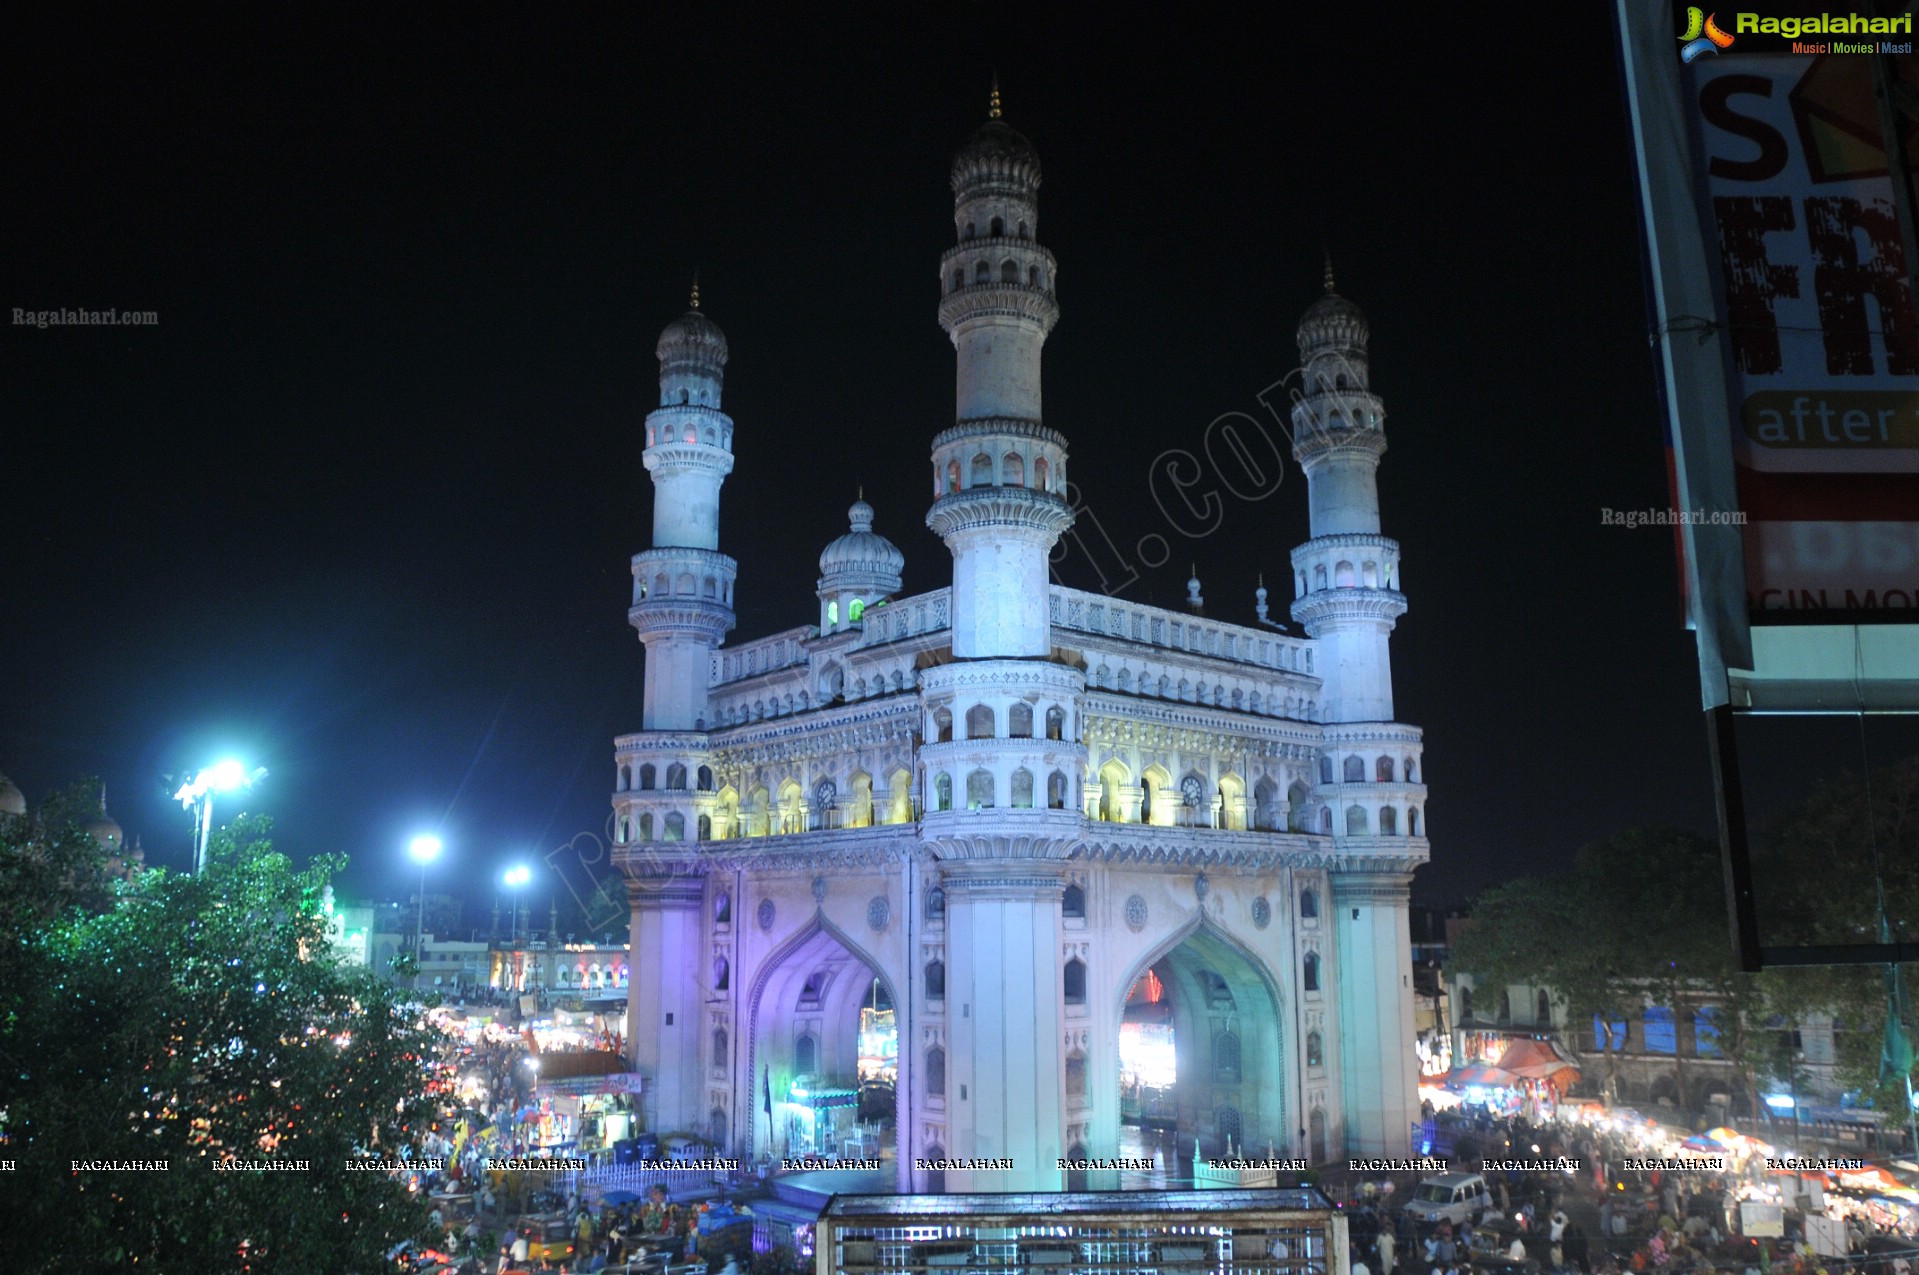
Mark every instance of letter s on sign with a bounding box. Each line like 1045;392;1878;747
1698;74;1787;182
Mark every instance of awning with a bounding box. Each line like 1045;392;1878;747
1495;1038;1581;1081
1446;1062;1522;1088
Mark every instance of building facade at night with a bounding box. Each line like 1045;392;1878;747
611;100;1429;1192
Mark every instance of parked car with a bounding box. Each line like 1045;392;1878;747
1405;1172;1493;1227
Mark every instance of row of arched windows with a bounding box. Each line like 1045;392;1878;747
929;767;1072;812
960;215;1029;241
1321;754;1422;785
618;762;715;792
1336;804;1424;837
616;811;712;843
938;450;1057;496
1089;663;1317;715
645;420;727;448
948;260;1049;293
931;702;1067;742
1297;557;1396;595
635;572;732;604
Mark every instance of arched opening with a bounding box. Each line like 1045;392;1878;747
664;812;685;841
1003;452;1025;486
1284;780;1309;832
618;765;630;792
1307;1030;1323;1068
887;769;912;824
926;1046;945;1096
747;923;898;1159
1334;561;1356;588
1319;755;1334;785
1062;883;1085;918
1045;705;1065;740
848;771;874;828
925;959;945;999
946;460;961;494
637;813;654;841
925;886;945;921
1299;889;1318;919
1141;766;1172;827
934;773;952;812
990;215;1004;236
1009;703;1033;738
966;768;994;809
1098;760;1130;822
1064;958;1087;1004
1000;259;1019;283
1217;773;1245;830
970;452;993;485
1303;952;1320;993
965;703;995;739
1047;770;1069;810
1120;923;1287;1161
1536;989;1552;1025
713;1028;728;1068
1309;1108;1327;1163
714;956;730;991
934;707;953;742
777;781;805;835
1375;756;1395;783
1029;265;1042;288
1408;806;1422;836
1342;755;1364;783
973;260;990;284
666;762;687;789
950;270;963;293
697;765;714;791
1010;767;1034;808
1345;805;1368;836
640;763;657;790
1034;455;1050;491
1379;806;1398;835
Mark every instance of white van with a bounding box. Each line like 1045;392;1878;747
1405;1172;1492;1226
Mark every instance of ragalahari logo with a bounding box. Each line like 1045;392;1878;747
1679;8;1737;61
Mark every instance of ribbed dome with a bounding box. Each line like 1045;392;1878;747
86;785;122;849
0;773;23;817
819;499;905;576
1297;289;1369;359
656;308;729;365
951;120;1041;193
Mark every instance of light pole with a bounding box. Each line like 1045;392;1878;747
173;759;266;877
504;864;531;945
408;835;444;962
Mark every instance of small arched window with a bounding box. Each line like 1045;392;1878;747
666;762;687;789
1000;259;1019;283
926;1046;946;1097
974;260;991;283
926;886;946;921
665;812;685;841
618;765;630;792
697;765;714;791
638;813;654;841
925;959;945;999
1063;958;1087;1004
639;764;657;790
1010;768;1034;808
1409;807;1422;836
1379;806;1398;835
1009;703;1033;737
970;452;993;485
795;1033;817;1075
714;956;729;991
696;813;712;841
1003;452;1024;486
1065;1050;1087;1098
1016;220;1028;238
950;270;963;293
1062;884;1085;918
1537;989;1552;1024
963;222;976;240
1029;266;1042;288
946;460;961;494
1048;770;1068;810
966;768;994;809
1034;455;1050;491
714;891;731;924
713;1028;728;1066
1376;756;1396;783
1215;1031;1242;1082
1299;889;1318;919
1345;805;1368;836
934;773;953;812
990;215;1004;236
1045;706;1065;740
1307;1030;1323;1067
965;704;995;739
1303;951;1321;993
1319;755;1333;785
1342;756;1364;783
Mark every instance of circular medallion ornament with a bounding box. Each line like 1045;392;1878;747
1124;894;1148;932
1252;896;1272;929
867;896;890;932
811;875;828;903
1195;873;1210;901
757;898;776;931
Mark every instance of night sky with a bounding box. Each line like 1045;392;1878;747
10;7;1907;928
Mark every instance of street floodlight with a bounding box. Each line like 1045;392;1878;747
174;759;267;877
503;864;531;888
407;834;445;865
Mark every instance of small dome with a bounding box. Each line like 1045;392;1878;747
819;499;906;577
85;785;122;850
1297;258;1369;359
951;120;1041;193
657;307;729;366
0;773;24;817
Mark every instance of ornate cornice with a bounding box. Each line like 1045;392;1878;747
707;697;921;754
937;284;1060;337
614;732;712;755
662;827;920;874
1079;697;1323;753
933;418;1066;452
922;809;1081;860
1291;533;1399;562
628;598;735;640
1316;722;1425;746
642;442;735;476
1289;589;1407;630
926;487;1074;539
919;659;1084;695
1292;423;1388;466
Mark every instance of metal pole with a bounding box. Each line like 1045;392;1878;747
194;794;214;877
417;863;428;958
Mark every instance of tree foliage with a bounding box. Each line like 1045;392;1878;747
0;802;440;1273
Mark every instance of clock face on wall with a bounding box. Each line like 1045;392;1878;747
1180;776;1205;807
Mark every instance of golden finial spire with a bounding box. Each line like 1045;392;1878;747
989;72;1002;120
1322;249;1336;294
690;270;701;310
857;484;864;501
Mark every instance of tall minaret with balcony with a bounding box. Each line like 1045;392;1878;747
917;86;1085;1193
1288;259;1427;1156
620;284;737;1136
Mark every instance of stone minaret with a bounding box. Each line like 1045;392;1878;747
1289;259;1428;1156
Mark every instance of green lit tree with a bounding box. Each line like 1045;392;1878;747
0;801;441;1273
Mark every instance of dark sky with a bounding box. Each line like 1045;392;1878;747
10;5;1900;925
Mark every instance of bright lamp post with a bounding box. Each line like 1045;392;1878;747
408;835;444;959
173;759;267;877
503;864;531;944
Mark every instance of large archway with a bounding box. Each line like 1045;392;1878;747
746;919;898;1162
1117;921;1286;1162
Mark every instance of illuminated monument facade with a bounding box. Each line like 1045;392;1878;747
612;94;1428;1192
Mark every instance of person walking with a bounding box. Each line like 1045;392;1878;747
1378;1227;1397;1275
